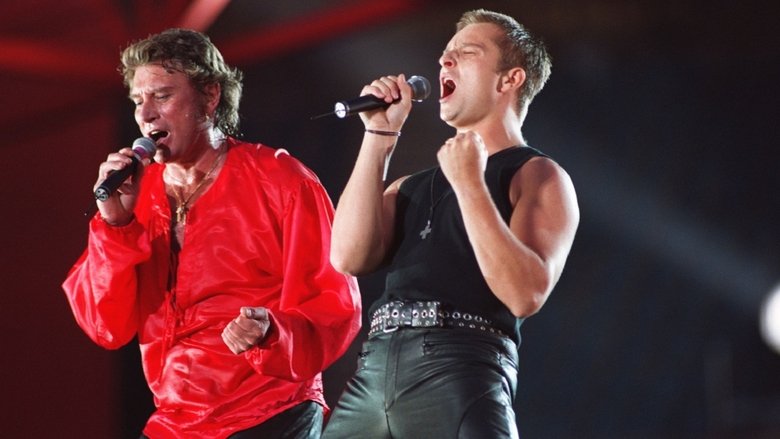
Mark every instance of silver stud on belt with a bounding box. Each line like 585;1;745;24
369;300;504;337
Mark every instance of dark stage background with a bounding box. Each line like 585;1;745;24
1;1;778;438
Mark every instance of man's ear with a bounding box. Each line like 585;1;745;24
204;82;221;115
499;67;526;93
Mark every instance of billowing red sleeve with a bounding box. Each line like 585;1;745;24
61;216;151;349
246;178;361;381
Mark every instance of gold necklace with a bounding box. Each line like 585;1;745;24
169;147;225;224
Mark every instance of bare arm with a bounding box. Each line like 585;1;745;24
330;140;407;275
330;74;414;275
439;132;580;317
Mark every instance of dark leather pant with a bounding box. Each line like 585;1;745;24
323;328;519;439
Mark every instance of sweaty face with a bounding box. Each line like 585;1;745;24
129;64;213;164
438;23;506;129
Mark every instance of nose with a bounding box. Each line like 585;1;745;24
439;51;455;68
135;100;158;125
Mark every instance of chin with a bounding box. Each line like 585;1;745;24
439;111;460;128
154;149;170;163
439;108;454;124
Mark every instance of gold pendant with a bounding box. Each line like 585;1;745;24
176;205;188;224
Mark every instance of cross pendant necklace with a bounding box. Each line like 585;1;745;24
419;220;432;239
169;145;225;225
175;204;189;224
420;168;449;240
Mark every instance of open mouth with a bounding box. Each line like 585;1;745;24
441;78;456;99
149;130;169;142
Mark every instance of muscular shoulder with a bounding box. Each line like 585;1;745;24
509;156;576;206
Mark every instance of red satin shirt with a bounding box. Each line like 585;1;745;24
62;138;361;439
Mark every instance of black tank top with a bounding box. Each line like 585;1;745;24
375;145;547;344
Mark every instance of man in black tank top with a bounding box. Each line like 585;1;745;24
323;9;580;439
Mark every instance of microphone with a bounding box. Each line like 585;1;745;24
312;75;431;119
94;137;156;201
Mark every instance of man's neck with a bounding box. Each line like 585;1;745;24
165;140;225;185
456;115;525;155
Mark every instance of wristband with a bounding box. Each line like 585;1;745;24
365;129;401;137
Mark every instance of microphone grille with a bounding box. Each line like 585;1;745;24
408;75;431;102
132;137;157;159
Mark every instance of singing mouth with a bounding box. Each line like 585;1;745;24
441;78;456;99
149;130;168;142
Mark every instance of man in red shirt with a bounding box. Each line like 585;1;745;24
63;28;361;439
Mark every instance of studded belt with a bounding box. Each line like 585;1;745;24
368;300;505;337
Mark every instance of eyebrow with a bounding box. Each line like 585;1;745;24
443;42;487;54
128;85;175;100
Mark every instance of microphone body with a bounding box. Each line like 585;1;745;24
334;75;431;118
94;137;156;201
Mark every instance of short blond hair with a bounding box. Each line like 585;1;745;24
457;9;552;112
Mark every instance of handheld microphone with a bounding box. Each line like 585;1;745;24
94;137;156;201
312;75;431;119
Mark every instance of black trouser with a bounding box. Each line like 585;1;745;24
322;328;519;439
139;400;322;439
